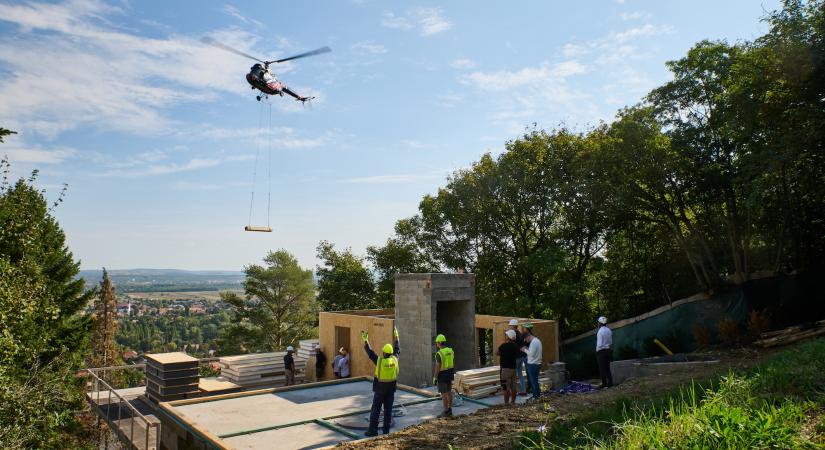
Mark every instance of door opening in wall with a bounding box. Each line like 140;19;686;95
335;326;350;354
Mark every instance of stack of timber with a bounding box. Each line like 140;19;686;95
753;319;825;348
144;352;200;403
297;339;319;361
219;351;307;387
454;366;502;398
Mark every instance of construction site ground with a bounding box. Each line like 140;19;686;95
338;347;775;450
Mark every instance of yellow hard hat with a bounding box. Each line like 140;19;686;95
382;343;394;354
435;334;446;343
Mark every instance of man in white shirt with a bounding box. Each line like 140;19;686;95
520;323;543;399
595;316;613;388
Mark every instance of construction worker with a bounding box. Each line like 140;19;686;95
496;329;519;405
314;346;327;382
596;316;613;388
284;346;296;386
520;323;543;400
432;334;455;417
509;319;528;396
362;327;400;436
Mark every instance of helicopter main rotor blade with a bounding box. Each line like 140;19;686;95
201;37;265;64
268;46;331;64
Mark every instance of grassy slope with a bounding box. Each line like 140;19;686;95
523;339;825;449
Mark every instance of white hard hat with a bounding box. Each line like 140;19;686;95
598;316;608;325
286;345;294;352
505;329;516;340
508;319;519;326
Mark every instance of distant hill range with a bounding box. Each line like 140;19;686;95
78;268;245;293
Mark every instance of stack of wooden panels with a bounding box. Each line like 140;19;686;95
219;351;307;387
297;339;319;361
754;319;825;348
454;366;501;398
144;352;200;403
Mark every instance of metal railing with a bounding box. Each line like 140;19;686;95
85;365;159;450
84;358;220;450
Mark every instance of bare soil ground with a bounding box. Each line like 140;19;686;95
337;347;775;450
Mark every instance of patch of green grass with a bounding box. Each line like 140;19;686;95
520;338;825;449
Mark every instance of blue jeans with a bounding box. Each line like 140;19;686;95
368;391;395;434
527;363;541;398
515;357;527;393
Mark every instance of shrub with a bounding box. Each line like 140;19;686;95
746;309;771;336
718;318;741;345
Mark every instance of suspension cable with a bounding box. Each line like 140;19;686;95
247;100;266;227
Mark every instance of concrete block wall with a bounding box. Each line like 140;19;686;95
395;273;476;387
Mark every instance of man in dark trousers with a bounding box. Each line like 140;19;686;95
314;346;327;382
432;334;455;417
284;346;296;386
595;316;613;388
496;329;520;405
362;327;400;436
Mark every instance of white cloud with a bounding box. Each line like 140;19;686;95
461;60;587;91
450;58;476;69
416;8;451;36
0;0;308;139
1;145;76;164
351;40;387;54
619;11;650;21
223;4;263;28
196;125;331;150
381;8;452;36
100;154;253;178
612;24;674;43
381;11;413;30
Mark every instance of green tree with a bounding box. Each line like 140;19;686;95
366;219;439;307
88;269;120;372
315;241;377;311
219;250;316;353
0;153;92;448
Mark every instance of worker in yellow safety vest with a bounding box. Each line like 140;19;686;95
362;327;400;436
433;333;455;417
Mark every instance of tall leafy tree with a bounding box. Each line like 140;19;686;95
315;241;377;311
219;250;316;353
88;269;119;372
367;219;439;307
0;149;92;447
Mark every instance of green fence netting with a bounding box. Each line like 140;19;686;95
562;287;749;378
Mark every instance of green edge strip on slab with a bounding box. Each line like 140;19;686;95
218;419;317;439
217;397;443;438
315;419;360;440
459;396;493;407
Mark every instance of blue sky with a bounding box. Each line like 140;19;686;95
0;0;779;271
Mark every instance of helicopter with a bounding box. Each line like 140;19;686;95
202;37;331;102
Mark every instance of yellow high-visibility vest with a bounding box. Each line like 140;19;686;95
374;355;399;382
436;347;454;371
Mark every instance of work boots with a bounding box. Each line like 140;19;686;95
437;408;453;418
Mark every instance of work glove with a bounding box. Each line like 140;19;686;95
360;331;369;342
393;327;399;339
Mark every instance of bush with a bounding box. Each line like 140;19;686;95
717;318;741;345
746;309;771;337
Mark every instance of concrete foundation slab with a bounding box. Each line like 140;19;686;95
172;381;424;437
158;378;492;449
223;422;351;450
